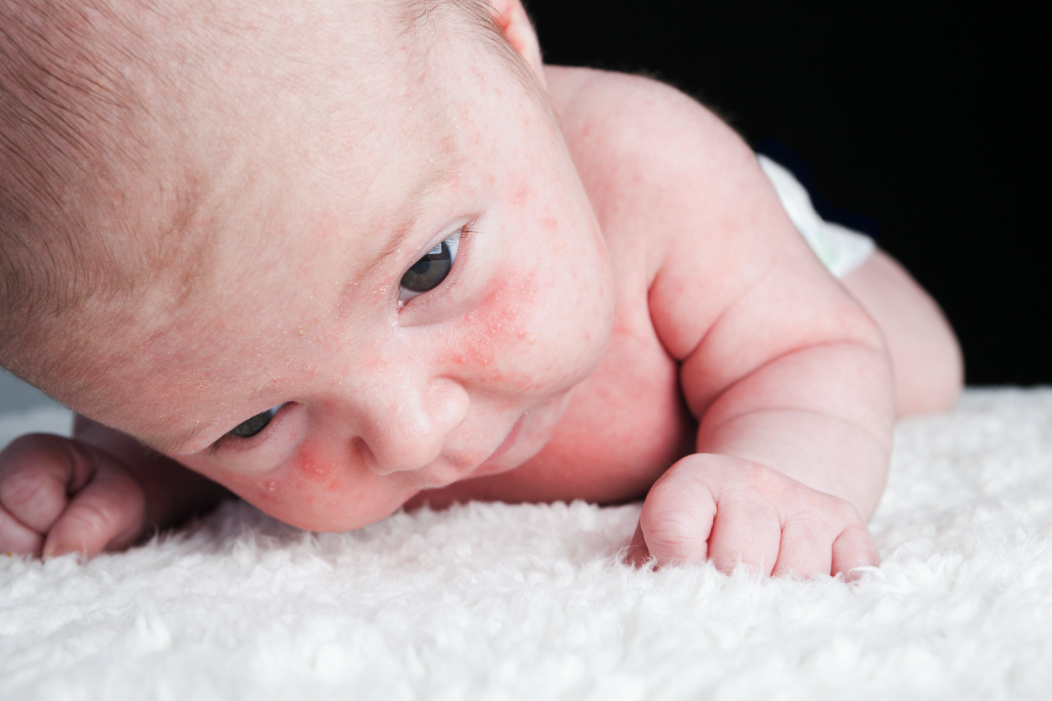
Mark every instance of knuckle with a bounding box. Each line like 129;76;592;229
63;481;146;549
782;515;828;542
788;506;841;538
640;508;706;556
97;468;147;510
0;520;43;555
837;500;866;524
743;464;778;494
1;433;66;460
0;467;58;512
60;502;117;545
796;486;830;511
1;433;72;481
783;485;864;529
820;497;865;531
1;433;47;456
836;521;874;546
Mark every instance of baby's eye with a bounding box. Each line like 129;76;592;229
399;230;460;303
228;406;281;439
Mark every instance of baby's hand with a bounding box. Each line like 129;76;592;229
627;454;879;578
0;434;147;558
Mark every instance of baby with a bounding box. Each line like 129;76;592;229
0;0;961;576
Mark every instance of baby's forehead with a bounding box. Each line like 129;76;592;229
110;8;467;251
3;0;525;412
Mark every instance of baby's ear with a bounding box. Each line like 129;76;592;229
487;0;545;87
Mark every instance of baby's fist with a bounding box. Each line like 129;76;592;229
627;454;879;578
0;433;147;558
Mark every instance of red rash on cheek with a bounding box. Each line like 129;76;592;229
447;342;495;367
510;183;533;208
440;275;545;390
288;442;343;499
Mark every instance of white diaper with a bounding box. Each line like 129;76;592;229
758;154;875;278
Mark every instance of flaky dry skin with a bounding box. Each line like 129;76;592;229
0;0;960;574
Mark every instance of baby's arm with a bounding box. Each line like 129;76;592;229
0;417;229;557
586;75;895;576
635;252;893;576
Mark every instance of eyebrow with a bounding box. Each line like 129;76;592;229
361;155;463;276
334;150;463;323
144;150;464;455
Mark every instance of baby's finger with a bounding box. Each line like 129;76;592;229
706;495;782;575
42;450;146;558
0;434;92;534
771;515;835;579
0;504;43;555
623;523;651;567
831;523;880;580
637;468;716;564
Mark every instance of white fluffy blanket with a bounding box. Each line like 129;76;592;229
2;388;1051;700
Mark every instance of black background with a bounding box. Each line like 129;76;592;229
523;1;1049;386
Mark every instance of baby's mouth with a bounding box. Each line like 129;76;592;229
474;414;525;474
407;415;525;490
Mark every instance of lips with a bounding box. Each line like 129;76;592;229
408;415;525;489
473;414;524;476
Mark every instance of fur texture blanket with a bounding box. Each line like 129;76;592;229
2;388;1051;699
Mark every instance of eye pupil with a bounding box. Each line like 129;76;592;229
401;241;453;293
229;408;277;438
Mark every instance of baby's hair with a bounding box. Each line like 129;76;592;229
0;0;152;390
404;0;540;96
0;0;535;396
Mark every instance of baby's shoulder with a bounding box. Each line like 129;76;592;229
546;65;729;192
544;66;761;269
544;67;809;359
545;65;730;152
545;66;754;184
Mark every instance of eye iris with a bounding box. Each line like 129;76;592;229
229;408;276;438
401;241;453;292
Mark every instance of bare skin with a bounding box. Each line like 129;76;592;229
0;0;960;575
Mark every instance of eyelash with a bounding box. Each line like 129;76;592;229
209;224;475;454
398;224;473;306
211;404;287;454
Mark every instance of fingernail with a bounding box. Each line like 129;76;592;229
42;543;71;558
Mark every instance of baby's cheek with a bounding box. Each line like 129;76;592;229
442;276;545;390
214;442;333;498
287;442;342;495
217;441;379;531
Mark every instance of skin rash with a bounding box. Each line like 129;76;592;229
0;0;961;575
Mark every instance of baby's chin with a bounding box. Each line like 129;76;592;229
243;486;417;534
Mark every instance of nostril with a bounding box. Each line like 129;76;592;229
352;435;396;476
354;427;443;475
351;378;468;475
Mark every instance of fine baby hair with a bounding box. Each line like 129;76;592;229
0;0;524;398
0;0;961;574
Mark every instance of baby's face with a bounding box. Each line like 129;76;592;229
71;16;615;530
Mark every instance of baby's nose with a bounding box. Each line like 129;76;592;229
356;378;469;475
